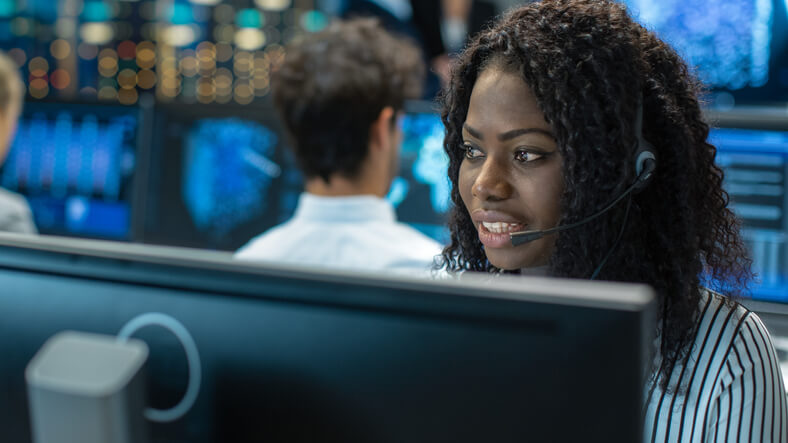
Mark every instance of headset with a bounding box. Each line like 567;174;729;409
509;96;657;258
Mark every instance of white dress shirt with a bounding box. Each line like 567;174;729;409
235;193;442;274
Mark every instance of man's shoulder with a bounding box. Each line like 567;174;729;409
387;221;443;251
234;221;300;259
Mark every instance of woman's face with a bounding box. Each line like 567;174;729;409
459;68;563;270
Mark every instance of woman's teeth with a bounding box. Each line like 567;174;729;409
481;221;522;234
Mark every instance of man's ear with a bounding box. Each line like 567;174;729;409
369;106;396;153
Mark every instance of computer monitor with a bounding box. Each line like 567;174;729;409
706;108;788;305
141;100;301;251
0;234;655;442
142;100;451;250
623;0;788;105
0;101;144;240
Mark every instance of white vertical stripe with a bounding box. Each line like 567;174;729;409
643;291;788;442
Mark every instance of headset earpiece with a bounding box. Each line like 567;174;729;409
632;96;656;192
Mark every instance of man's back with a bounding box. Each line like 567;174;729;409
236;194;441;274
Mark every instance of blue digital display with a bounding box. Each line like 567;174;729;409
387;110;450;243
710;128;788;301
0;103;137;239
623;0;775;90
182;118;281;238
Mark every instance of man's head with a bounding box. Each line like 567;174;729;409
272;18;424;193
0;51;24;164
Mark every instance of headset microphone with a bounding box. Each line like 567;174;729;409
509;99;657;247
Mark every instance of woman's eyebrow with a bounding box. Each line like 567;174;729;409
498;128;555;141
462;123;555;142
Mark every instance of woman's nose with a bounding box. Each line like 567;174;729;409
471;159;513;202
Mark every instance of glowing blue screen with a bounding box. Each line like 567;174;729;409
711;128;788;301
182;118;281;238
623;0;774;90
1;107;136;238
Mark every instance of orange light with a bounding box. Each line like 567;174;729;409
118;88;138;105
50;69;71;89
137;69;157;89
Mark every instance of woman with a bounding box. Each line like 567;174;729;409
438;0;787;441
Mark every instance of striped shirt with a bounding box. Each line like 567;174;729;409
643;290;788;442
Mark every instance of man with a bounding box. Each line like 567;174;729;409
235;19;442;274
0;52;36;234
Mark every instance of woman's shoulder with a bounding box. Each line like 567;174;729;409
693;288;776;366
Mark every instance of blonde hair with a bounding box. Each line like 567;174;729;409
0;51;24;114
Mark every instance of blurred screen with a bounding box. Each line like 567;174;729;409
142;101;301;251
387;103;450;243
711;127;788;301
0;101;139;239
623;0;788;105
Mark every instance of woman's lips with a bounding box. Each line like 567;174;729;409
477;221;525;248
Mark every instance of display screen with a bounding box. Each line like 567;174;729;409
711;127;788;301
0;101;139;239
623;0;788;105
387;105;451;243
142;102;302;250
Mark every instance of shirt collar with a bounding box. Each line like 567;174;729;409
293;193;396;223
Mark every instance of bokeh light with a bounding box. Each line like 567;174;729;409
215;43;233;62
136;41;156;69
98;49;119;77
137;69;157;89
234;28;266;51
255;0;291;11
79;22;114;45
118;88;138;105
50;39;72;60
50;69;71;90
300;10;328;33
28;57;49;77
236;9;263;28
117;68;138;89
0;0;15;17
98;86;118;100
213;24;235;43
78;43;99;60
29;78;49;99
117;40;136;60
7;48;26;67
163;24;197;47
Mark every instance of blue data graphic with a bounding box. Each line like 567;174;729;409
623;0;774;90
182;118;281;237
710;128;788;301
387;111;451;242
4;112;134;200
1;109;136;238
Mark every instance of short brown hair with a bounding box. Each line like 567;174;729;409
272;18;424;182
0;51;24;114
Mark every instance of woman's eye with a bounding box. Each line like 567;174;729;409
463;144;483;159
514;150;544;163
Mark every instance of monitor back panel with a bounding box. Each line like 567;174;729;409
0;238;654;443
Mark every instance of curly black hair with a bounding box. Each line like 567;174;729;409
271;18;424;183
439;0;753;388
